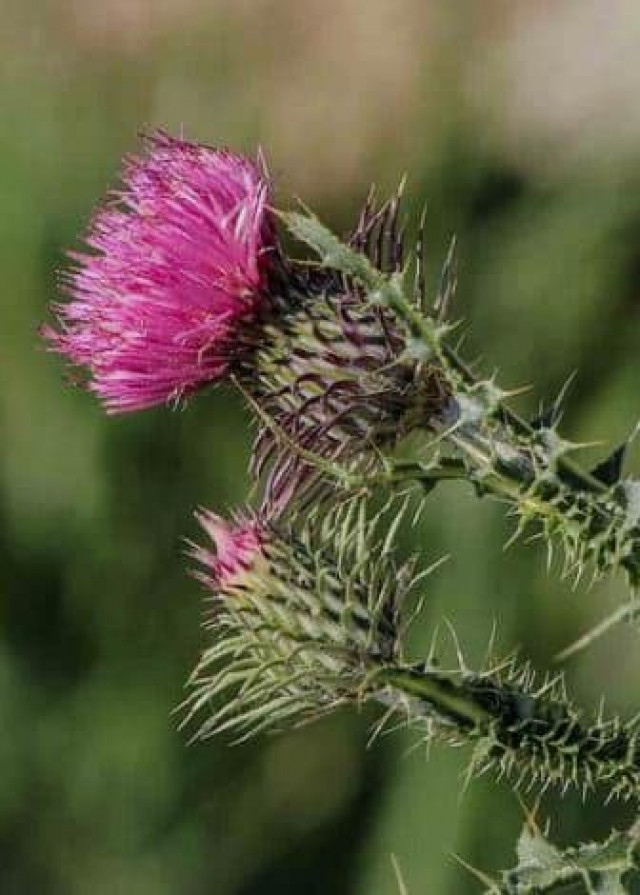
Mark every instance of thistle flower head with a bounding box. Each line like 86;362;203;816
251;193;450;510
184;503;417;741
43;131;274;412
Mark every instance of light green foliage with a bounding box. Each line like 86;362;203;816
280;209;448;357
487;818;640;893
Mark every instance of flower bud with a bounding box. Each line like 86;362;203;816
185;506;413;740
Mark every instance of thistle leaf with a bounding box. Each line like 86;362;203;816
489;818;640;893
279;209;381;288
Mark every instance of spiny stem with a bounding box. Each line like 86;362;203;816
377;457;470;490
441;342;607;497
389;269;616;506
377;663;640;800
380;666;491;728
382;270;640;589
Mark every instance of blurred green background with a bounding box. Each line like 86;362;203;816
2;1;640;892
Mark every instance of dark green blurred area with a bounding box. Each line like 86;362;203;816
2;3;640;892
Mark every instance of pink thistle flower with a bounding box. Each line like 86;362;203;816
191;509;265;591
42;131;274;412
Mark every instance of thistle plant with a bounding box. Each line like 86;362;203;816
43;131;640;891
267;206;640;599
184;502;640;802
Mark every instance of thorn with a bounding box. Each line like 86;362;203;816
514;792;543;835
450;852;498;891
590;443;627;487
501;383;534;401
482;619;499;670
552;370;578;423
415;203;428;311
443;618;468;673
434;235;457;324
554;598;640;663
390;854;410;895
530;371;577;431
427;621;443;666
530;405;557;431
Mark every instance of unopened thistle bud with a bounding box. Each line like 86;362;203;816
185;506;408;739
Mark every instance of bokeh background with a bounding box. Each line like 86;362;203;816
2;1;640;892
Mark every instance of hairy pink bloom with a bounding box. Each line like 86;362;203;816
43;131;273;412
191;510;265;590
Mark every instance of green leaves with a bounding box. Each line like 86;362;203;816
279;209;384;290
487;819;640;893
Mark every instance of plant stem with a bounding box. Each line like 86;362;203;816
380;665;491;729
441;343;607;496
282;209;640;592
393;288;640;588
376;663;640;800
376;249;640;590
